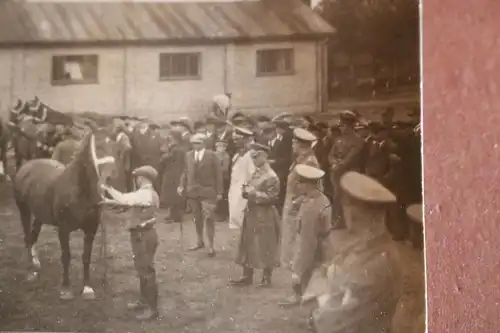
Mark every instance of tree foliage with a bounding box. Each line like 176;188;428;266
317;0;419;66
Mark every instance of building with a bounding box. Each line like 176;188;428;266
0;0;334;122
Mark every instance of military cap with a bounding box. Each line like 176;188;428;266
170;120;193;133
340;171;396;204
271;112;292;122
132;165;158;183
190;133;206;144
148;123;160;130
339;110;358;122
250;142;270;152
406;203;423;224
233;126;253;137
293;127;317;142
295;164;325;182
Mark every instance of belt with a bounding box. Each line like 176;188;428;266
129;218;156;231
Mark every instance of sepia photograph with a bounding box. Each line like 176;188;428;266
0;0;423;332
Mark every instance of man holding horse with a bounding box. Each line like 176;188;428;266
101;165;161;321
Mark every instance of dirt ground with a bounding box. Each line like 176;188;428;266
0;180;312;333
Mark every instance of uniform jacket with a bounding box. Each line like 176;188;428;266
228;149;255;229
292;190;332;279
183;149;223;200
328;131;365;177
235;164;281;269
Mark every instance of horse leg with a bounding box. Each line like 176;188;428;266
29;219;43;270
58;229;74;300
81;224;98;300
18;206;39;281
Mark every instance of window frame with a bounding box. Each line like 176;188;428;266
159;52;202;81
51;54;99;86
256;48;295;77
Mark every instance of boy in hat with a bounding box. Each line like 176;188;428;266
280;128;321;269
279;164;331;306
230;142;280;287
101;165;161;321
228;126;255;229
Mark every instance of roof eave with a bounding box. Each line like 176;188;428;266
0;33;334;49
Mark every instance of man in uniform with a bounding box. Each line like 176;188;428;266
328;110;365;227
101;165;161;321
279;164;332;307
280;128;321;269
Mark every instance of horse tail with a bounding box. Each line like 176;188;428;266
13;184;32;247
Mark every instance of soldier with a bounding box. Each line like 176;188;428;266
230;142;280;287
279;164;332;307
309;171;401;333
101;165;161;321
328;110;365;227
280;128;321;270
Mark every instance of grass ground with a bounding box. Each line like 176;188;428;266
0;180;312;333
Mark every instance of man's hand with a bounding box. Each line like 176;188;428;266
177;186;184;196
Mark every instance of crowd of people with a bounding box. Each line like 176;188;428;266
7;96;424;330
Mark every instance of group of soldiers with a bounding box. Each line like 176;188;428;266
6;96;423;329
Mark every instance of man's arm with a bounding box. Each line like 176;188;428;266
105;187;154;206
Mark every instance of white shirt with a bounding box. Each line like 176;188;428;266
194;148;205;162
268;133;282;148
213;94;231;110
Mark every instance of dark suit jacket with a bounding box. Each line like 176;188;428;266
183;149;223;200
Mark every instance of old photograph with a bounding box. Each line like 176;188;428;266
0;0;423;332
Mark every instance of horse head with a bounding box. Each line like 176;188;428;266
70;121;119;204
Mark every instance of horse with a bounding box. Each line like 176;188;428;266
13;121;119;300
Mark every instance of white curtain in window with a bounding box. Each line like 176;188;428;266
64;61;83;80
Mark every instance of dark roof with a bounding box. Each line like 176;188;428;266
0;1;335;47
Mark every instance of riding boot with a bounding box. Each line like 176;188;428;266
229;267;253;286
136;277;158;321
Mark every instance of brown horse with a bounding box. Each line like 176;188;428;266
13;122;118;300
0;116;10;179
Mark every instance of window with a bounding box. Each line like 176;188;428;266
159;53;201;80
256;48;294;76
51;55;99;85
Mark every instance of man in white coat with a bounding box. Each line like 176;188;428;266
228;126;255;229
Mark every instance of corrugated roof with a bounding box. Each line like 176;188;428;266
0;1;335;46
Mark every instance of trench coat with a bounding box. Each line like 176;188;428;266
228;150;255;229
235;164;280;269
280;150;321;268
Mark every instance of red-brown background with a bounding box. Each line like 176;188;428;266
424;1;500;331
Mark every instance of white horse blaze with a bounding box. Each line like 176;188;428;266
89;134;115;178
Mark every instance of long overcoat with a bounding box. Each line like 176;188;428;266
159;144;186;208
280;150;321;268
235;164;280;269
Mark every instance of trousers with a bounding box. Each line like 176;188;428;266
191;198;217;247
130;227;158;310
